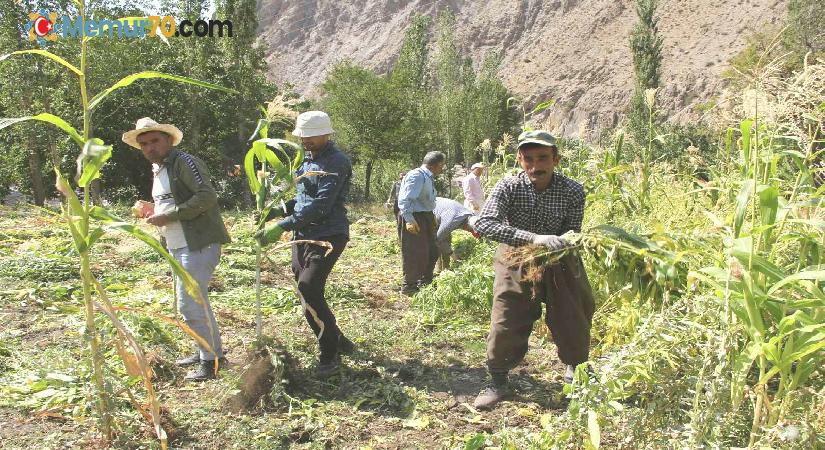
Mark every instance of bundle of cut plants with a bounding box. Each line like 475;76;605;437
503;224;686;300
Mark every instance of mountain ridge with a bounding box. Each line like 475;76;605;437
256;0;787;137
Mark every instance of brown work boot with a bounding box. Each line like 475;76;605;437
473;372;512;410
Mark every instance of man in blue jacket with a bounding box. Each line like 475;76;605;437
256;111;354;377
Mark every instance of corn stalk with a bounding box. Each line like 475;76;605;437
243;118;303;341
0;1;235;444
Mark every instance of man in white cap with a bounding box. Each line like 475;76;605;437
123;117;231;382
462;162;485;213
256;111;355;377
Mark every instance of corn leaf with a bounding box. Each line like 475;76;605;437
587;410;601;449
734;181;753;238
1;114;84;145
76;139;112;187
768;270;825;295
530;99;555;116
88;207;204;305
740;119;753;171
248;119;269;142
757;184;779;245
0;49;82;76
54;170;88;252
89;71;236;110
731;340;759;410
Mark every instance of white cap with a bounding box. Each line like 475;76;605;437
292;111;334;137
470;163;485;170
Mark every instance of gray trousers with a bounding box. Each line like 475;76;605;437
171;243;224;361
435;233;453;272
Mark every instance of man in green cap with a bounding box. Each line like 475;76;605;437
472;130;595;410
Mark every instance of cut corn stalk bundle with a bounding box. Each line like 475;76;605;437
503;225;687;302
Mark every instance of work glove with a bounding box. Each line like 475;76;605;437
254;224;284;246
405;222;420;234
532;234;567;251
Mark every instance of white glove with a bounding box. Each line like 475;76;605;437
467;216;479;228
532;234;567;251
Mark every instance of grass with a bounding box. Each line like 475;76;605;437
0;204;573;449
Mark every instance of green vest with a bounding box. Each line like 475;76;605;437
164;149;231;251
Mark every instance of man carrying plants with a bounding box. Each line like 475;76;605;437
256;111;355;377
397;151;445;295
472;130;595;410
124;117;231;382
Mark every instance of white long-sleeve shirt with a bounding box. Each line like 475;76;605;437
152;163;187;249
462;173;484;212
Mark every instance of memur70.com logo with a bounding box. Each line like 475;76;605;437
26;10;233;45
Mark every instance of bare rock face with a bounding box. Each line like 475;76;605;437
257;0;787;137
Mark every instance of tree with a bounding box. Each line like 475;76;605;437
787;0;825;56
627;0;663;145
0;0;73;205
322;63;415;200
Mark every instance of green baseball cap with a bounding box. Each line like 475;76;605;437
517;130;557;149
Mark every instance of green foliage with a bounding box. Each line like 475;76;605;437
726;0;824;87
627;0;663;148
0;0;278;207
787;0;825;58
321;11;518;200
414;235;494;320
0;254;76;282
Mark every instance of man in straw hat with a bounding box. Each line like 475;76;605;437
462;162;486;213
255;111;355;378
472;130;595;410
124;117;231;382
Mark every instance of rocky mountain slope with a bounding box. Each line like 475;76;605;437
256;0;787;137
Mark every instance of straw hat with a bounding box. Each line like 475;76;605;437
122;117;183;149
292;111;334;137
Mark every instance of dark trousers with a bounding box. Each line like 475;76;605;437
487;244;595;373
291;234;348;356
399;211;438;288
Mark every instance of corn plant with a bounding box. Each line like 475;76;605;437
243;117;303;340
691;107;825;446
0;1;234;445
639;88;657;209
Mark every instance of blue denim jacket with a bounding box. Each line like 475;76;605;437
277;141;352;239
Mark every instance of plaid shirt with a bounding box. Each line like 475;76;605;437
475;171;585;246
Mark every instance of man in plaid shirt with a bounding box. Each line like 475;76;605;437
473;130;595;410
